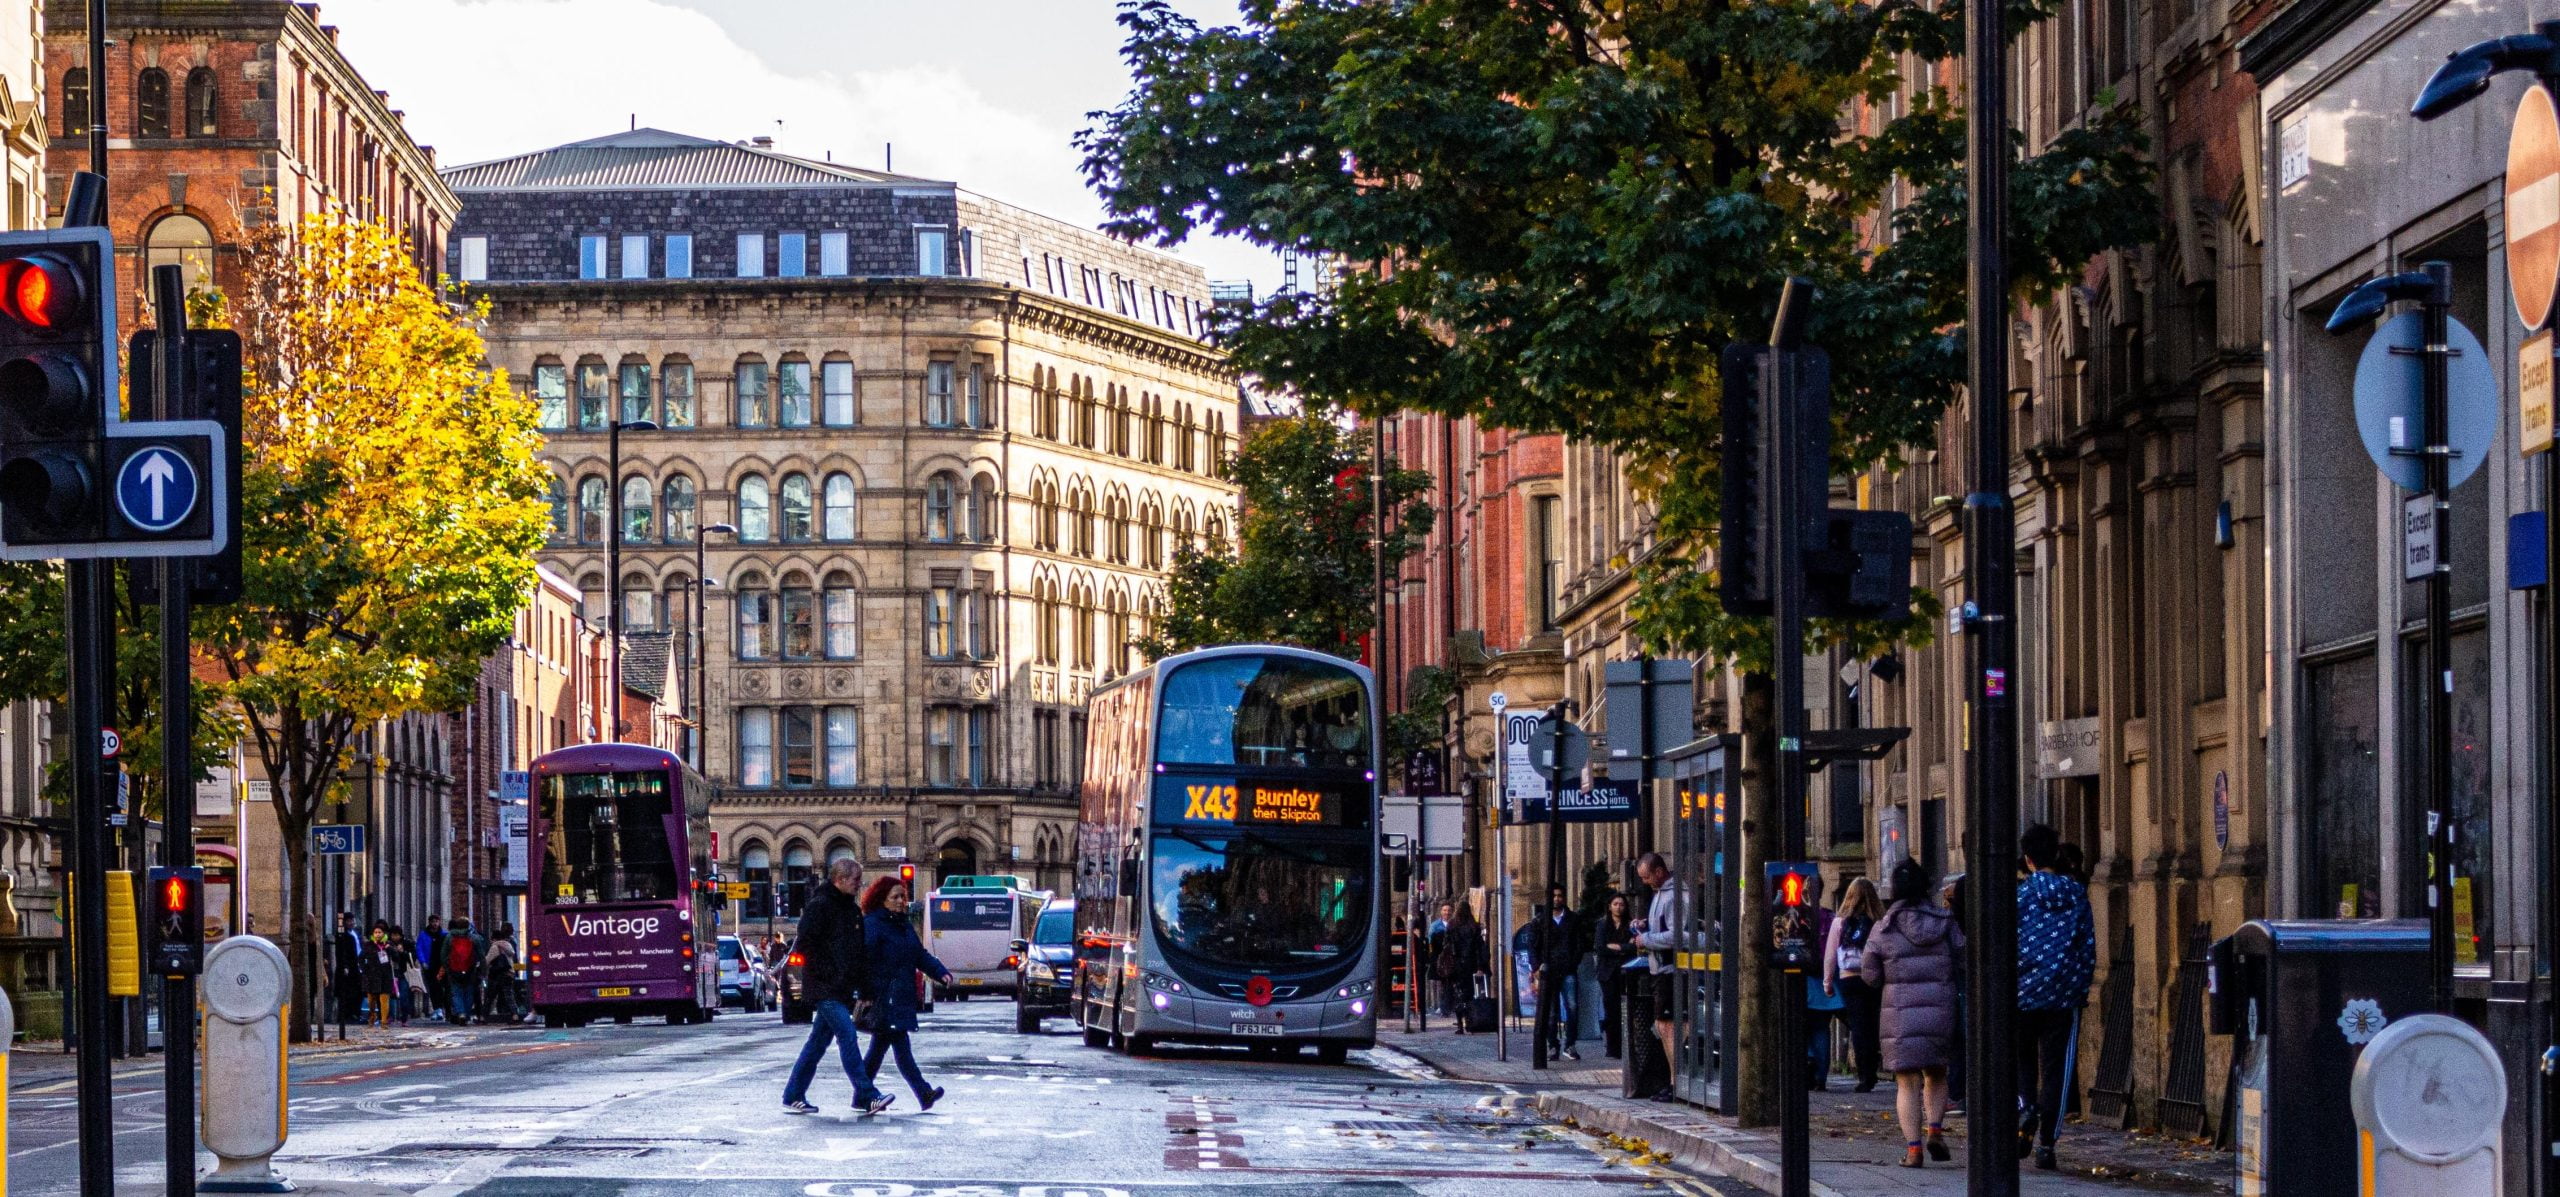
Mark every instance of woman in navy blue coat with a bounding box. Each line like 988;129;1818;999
861;877;955;1110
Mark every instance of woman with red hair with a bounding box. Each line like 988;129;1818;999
858;876;954;1111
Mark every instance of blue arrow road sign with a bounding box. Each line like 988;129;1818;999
311;824;366;855
115;444;199;532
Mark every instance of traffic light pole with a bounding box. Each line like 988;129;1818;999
152;264;198;1197
1768;279;1813;1197
1963;0;2023;1183
62;160;115;1197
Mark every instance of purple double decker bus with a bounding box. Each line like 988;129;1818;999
526;743;720;1027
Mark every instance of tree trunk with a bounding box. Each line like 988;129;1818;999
1734;671;1785;1128
277;812;317;1043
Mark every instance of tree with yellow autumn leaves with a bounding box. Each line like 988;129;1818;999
193;216;548;1041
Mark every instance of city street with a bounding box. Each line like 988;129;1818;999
8;1001;1730;1196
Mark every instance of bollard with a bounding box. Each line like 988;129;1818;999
2349;1012;2505;1194
197;936;292;1193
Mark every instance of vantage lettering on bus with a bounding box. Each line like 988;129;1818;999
1246;786;1326;824
560;913;662;940
1183;784;1240;821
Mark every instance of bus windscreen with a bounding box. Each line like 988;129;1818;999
1150;830;1369;968
1157;655;1370;770
539;770;679;905
933;897;1013;930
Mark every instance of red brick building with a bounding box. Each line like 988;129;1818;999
40;0;455;333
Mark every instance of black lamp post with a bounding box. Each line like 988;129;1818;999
694;522;737;770
605;417;659;740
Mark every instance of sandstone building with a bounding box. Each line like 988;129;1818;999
448;129;1239;917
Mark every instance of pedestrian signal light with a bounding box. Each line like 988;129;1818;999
1765;861;1821;973
146;865;204;978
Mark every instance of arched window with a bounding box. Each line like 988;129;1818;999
734;571;772;660
1140;498;1165;568
1042;367;1061;440
1071;586;1096;669
1035;577;1060;665
778;473;814;541
136;68;169;138
1105;493;1130;563
821;359;856;427
737;475;771;542
533;362;568;430
1069;487;1095;557
621;571;655;630
619;359;653;425
576;476;608;544
184;67;216;137
739;841;774;917
780;842;815;913
145;215;214;307
60;68;87;139
1035;479;1060;550
1111;388;1131;456
777;359;812;428
660;357;696;428
663;573;693;636
546;477;570;542
578;573;607;623
779;571;817;660
661;476;697;543
734;358;771;428
823;571;859;658
822;473;858;540
924;472;957;542
620;475;653;543
1107;589;1133;674
968;475;998;543
576;358;609;429
1206;511;1228;543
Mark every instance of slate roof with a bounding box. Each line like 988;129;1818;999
621;630;674;701
442;129;940;193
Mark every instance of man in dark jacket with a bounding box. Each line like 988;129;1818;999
2014;824;2096;1171
330;911;365;1023
781;858;892;1116
1528;883;1590;1060
417;915;448;1023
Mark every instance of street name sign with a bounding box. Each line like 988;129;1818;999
2511;84;2560;331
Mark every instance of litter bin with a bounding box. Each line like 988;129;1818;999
2208;919;2430;1196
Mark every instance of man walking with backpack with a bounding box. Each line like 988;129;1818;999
783;857;893;1116
2015;824;2095;1170
444;916;487;1026
417;915;448;1023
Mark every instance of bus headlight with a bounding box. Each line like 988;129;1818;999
1151;992;1171;1011
1142;972;1185;994
1334;979;1375;999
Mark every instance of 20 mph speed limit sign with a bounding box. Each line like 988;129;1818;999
2508;85;2560;330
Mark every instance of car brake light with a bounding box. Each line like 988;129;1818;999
1003;955;1020;969
787;952;804;966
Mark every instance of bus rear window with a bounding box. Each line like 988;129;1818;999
538;770;678;905
1157;656;1370;770
933;897;1012;930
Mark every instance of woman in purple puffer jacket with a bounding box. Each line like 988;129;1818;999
1861;858;1964;1168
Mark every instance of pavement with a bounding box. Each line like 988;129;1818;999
1378;1015;2231;1195
5;998;1751;1196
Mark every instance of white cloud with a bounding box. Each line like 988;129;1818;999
318;0;1283;291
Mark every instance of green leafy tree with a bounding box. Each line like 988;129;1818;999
1139;412;1432;661
1078;0;2152;665
196;217;550;1042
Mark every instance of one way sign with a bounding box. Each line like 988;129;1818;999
102;427;223;552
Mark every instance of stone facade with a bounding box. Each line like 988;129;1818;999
453;130;1239;925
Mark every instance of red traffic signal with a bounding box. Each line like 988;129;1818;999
899;864;915;885
161;873;190;912
1778;869;1810;908
0;255;80;330
146;865;203;977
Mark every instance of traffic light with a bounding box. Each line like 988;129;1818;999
1766;861;1820;972
1717;342;1832;617
899;863;917;888
127;327;244;603
147;865;204;977
1806;508;1915;621
0;228;112;553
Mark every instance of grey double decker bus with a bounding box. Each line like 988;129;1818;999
1069;645;1380;1063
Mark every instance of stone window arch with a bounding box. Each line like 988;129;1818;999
737;474;771;542
577;476;609;544
823;473;858;541
620;475;653;543
185;67;217;137
924;471;959;542
778;473;814;542
662;475;698;543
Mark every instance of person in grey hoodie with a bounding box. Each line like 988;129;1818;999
1862;858;1964;1168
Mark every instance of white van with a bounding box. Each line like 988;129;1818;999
924;875;1049;999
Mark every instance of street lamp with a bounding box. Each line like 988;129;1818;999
693;522;737;770
605;418;659;742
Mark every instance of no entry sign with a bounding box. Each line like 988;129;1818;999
2508;85;2560;330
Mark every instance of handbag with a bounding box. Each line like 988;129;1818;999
852;999;880;1032
404;963;428;993
1807;975;1846;1012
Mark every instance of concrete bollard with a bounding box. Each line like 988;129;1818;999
197;935;292;1193
2349;1012;2505;1195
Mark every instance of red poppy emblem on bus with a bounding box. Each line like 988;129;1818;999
1244;975;1274;1006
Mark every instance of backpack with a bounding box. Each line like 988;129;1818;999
446;933;478;975
1836;914;1872;976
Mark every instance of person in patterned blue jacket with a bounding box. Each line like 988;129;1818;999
2014;824;2095;1171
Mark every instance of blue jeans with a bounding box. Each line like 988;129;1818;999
863;1028;932;1100
785;1000;885;1107
447;975;479;1024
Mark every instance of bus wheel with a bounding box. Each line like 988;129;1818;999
1317;1043;1350;1066
1080;1014;1109;1048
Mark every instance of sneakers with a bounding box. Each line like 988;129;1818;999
782;1100;818;1115
860;1094;897;1117
919;1086;945;1111
2035;1146;2058;1171
1560;1044;1581;1061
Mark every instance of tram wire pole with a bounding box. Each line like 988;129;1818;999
1961;0;2023;1183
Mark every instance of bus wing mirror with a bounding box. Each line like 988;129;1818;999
1010;938;1029;953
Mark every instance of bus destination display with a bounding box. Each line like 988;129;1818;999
1164;780;1344;828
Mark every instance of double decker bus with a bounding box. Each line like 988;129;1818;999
526;743;720;1027
1071;645;1380;1063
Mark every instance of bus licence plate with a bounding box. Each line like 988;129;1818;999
958;977;982;986
1231;1021;1284;1037
595;987;632;998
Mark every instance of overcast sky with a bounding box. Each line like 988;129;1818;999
317;0;1284;294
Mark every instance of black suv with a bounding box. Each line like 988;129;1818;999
1011;897;1076;1033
